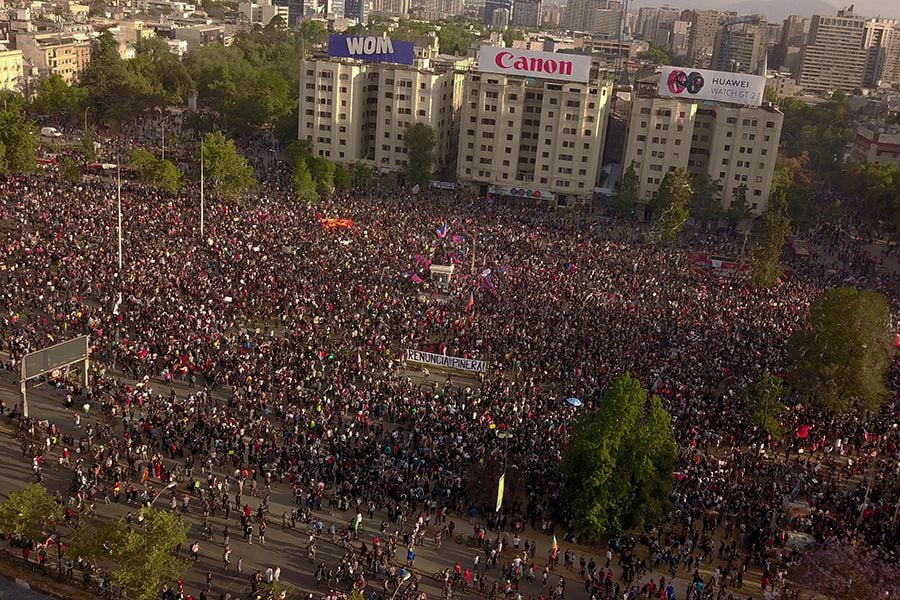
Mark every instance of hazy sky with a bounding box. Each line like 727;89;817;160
627;0;900;21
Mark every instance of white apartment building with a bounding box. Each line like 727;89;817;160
298;40;467;173
456;49;612;205
0;48;24;92
623;81;784;215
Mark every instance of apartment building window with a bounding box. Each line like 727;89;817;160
549;98;558;105
418;110;426;116
640;107;651;115
637;135;646;142
636;149;643;156
766;121;776;129
727;117;737;124
382;144;390;151
481;119;496;125
720;172;726;179
385;78;394;84
509;107;516;114
640;121;647;128
724;145;731;151
540;177;548;184
722;159;729;165
675;139;681;146
754;190;762;196
761;149;768;155
560;154;573;161
466;129;475;136
652;137;660;144
306;70;313;76
464;155;473;162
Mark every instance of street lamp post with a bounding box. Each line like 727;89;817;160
149;482;178;508
200;142;205;237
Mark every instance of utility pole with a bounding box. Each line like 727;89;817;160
471;233;477;277
161;120;166;161
200;142;205;237
117;162;123;272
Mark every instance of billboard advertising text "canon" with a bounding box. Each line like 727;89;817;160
328;34;414;65
478;46;591;84
658;66;765;107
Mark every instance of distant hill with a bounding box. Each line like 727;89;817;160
627;0;900;22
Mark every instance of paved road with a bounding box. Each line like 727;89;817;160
0;370;767;600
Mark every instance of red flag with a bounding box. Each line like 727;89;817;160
797;425;809;439
465;290;474;313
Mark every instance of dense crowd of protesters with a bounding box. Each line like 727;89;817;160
0;118;897;600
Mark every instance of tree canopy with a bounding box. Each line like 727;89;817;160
744;372;787;439
0;92;36;175
688;172;721;225
788;287;893;416
0;484;64;541
749;190;791;287
559;373;677;538
612;161;638;217
650;168;691;243
842;162;900;234
201;131;256;197
403;123;436;188
72;507;190;600
129;148;183;194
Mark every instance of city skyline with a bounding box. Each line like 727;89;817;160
627;0;900;22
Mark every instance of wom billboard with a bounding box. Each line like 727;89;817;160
658;66;765;107
478;46;591;83
328;34;414;65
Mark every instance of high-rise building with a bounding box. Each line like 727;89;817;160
370;0;410;16
297;41;467;173
687;9;736;68
511;0;542;28
561;0;623;36
772;15;809;72
456;50;612;205
483;0;512;25
710;19;767;74
886;24;900;86
623;79;783;215
798;7;896;92
418;0;465;20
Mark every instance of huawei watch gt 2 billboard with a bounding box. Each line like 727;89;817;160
658;66;765;107
328;34;414;65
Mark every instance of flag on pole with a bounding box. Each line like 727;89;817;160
551;534;558;554
495;474;505;512
436;224;448;239
465;290;475;313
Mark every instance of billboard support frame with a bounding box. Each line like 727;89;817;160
20;336;90;418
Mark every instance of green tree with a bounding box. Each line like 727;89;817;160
32;74;85;117
749;190;791;287
612;160;639;217
201;131;256;197
353;161;374;189
744;372;786;439
0;484;64;541
59;155;82;182
333;163;351;191
438;21;477;55
127;148;181;193
403;123;436;188
81;31;160;124
764;85;777;103
688;172;721;225
502;29;524;47
292;157;318;203
843;162;900;233
307;155;335;196
559;373;677;538
72;508;190;600
0;91;36;174
788;287;893;416
728;183;751;225
650;168;691;243
638;45;670;65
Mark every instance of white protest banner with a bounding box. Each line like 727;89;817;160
405;349;487;373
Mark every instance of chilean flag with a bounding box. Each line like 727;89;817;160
465;290;475;313
436;224;448;239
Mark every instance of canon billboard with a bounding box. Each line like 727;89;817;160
658;66;765;107
477;46;591;84
328;34;414;65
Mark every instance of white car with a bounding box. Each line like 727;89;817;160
40;127;63;138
